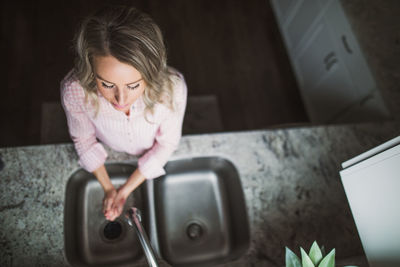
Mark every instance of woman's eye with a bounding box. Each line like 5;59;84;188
127;84;140;90
101;82;114;89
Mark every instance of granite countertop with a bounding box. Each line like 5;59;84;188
1;122;399;267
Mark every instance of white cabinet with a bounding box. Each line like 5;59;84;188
285;0;322;51
270;0;391;123
296;16;357;122
323;0;374;101
270;0;298;24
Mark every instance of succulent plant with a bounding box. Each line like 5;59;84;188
285;241;355;267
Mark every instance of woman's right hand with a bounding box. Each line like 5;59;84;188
103;188;117;220
93;165;118;220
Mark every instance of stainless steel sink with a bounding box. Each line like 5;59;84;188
154;157;250;266
64;157;250;267
64;164;148;266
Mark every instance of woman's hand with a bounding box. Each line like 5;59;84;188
103;188;117;220
93;165;118;220
107;169;147;221
108;186;130;221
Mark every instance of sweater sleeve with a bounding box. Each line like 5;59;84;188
60;73;108;172
137;73;188;179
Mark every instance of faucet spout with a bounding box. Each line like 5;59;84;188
125;207;159;267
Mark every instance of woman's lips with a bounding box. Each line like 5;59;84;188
113;103;129;109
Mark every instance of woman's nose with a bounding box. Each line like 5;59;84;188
115;88;126;104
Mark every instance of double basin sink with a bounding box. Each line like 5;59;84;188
64;157;250;266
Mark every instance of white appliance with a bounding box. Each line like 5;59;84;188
340;136;400;267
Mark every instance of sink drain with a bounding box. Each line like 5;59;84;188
186;223;203;240
103;221;122;240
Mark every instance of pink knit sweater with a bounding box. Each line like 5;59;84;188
60;69;187;179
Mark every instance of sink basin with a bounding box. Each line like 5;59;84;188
64;157;249;266
154;157;250;266
64;164;148;266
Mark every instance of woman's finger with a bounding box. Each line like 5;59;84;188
103;199;109;214
117;198;124;215
106;197;113;211
106;210;114;221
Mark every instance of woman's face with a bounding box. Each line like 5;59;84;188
93;55;146;115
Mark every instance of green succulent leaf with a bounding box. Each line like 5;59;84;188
301;247;315;267
309;241;323;266
285;247;301;267
317;248;335;267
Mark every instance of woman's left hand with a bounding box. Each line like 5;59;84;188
108;187;129;221
108;169;146;221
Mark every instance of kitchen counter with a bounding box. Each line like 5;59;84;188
1;121;399;267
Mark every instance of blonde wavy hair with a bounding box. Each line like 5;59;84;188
73;5;174;115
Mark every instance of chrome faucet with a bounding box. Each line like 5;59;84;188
125;207;159;267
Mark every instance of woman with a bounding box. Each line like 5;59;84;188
61;6;187;222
